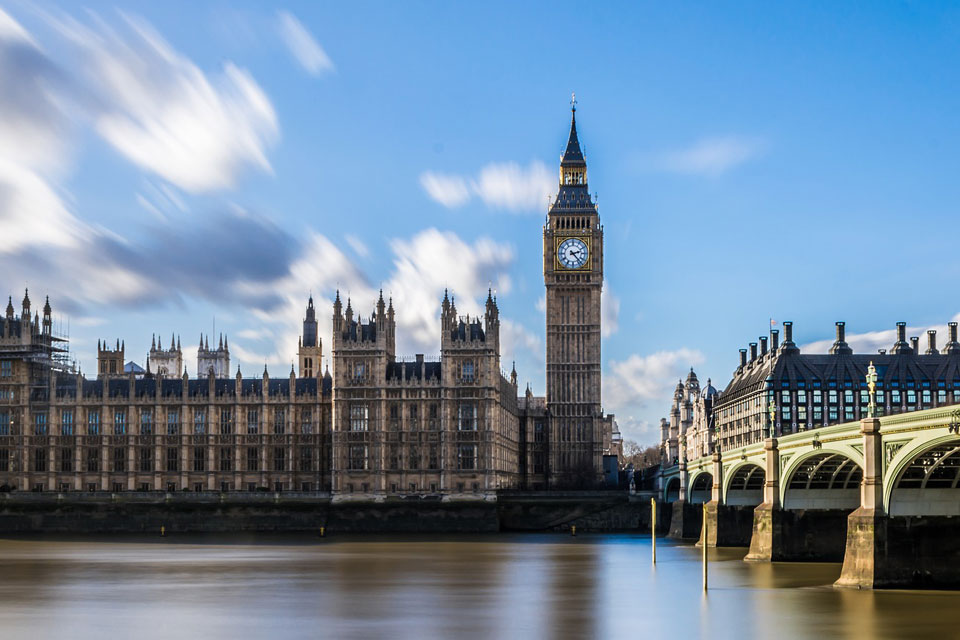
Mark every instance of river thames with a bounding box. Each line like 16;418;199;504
0;534;955;639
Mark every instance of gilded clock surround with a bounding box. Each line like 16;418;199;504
554;236;592;271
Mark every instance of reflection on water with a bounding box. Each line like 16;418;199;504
0;534;956;640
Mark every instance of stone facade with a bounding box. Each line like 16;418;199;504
330;290;520;498
0;104;618;496
541;102;614;487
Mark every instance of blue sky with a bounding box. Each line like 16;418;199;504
3;1;960;444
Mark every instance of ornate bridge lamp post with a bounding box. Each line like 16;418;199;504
765;376;776;439
866;361;878;418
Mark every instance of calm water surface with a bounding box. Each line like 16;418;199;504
0;534;956;639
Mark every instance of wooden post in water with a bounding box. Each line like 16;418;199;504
651;497;656;564
702;502;708;591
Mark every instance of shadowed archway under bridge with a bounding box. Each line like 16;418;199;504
724;464;764;506
889;439;960;516
689;472;712;504
783;452;861;510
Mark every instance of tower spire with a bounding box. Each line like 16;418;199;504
561;95;585;168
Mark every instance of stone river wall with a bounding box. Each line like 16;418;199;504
0;491;661;534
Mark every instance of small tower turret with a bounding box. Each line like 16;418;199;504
298;295;322;378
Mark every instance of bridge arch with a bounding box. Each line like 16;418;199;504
781;449;862;509
723;462;765;506
663;477;680;503
688;471;713;504
886;435;960;516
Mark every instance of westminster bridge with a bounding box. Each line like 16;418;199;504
658;404;960;589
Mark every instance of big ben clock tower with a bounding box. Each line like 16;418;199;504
544;96;605;487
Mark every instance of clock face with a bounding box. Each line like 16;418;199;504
557;237;589;269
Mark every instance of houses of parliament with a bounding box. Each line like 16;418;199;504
0;105;620;497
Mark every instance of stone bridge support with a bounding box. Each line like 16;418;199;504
745;438;781;561
835;418;960;589
698;451;755;547
667;460;701;540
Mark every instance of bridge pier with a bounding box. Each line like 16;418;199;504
745;437;851;561
697;452;753;547
745;438;780;561
667;460;701;539
835;418;960;589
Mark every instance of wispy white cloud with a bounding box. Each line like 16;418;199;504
652;136;766;177
345;234;370;258
231;228;516;371
501;319;542;364
48;11;279;192
276;11;334;76
386;229;514;353
420;172;471;208
604;347;705;442
420;161;553;212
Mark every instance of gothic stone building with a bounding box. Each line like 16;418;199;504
0;291;330;494
0;104;617;496
330;290;521;496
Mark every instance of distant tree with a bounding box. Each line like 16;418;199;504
640;446;660;468
622;440;644;468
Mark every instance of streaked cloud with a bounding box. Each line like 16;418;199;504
46;13;279;192
419;172;471;208
604;347;705;440
386;229;514;352
651;136;766;177
345;235;370;258
277;11;334;76
232;228;516;369
420;161;553;212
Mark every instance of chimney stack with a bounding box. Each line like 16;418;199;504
910;336;919;353
946;322;960;355
771;329;779;351
926;330;939;355
892;322;911;354
781;321;799;353
750;342;758;362
739;348;747;368
830;321;853;355
759;336;768;355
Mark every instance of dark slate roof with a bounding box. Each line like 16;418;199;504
721;350;960;403
2;318;23;338
296;377;317;395
386;360;442;382
81;380;101;397
160;379;182;397
268;379;291;396
342;319;377;342
136;378;156;397
450;320;485;342
107;379;128;398
214;379;234;397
